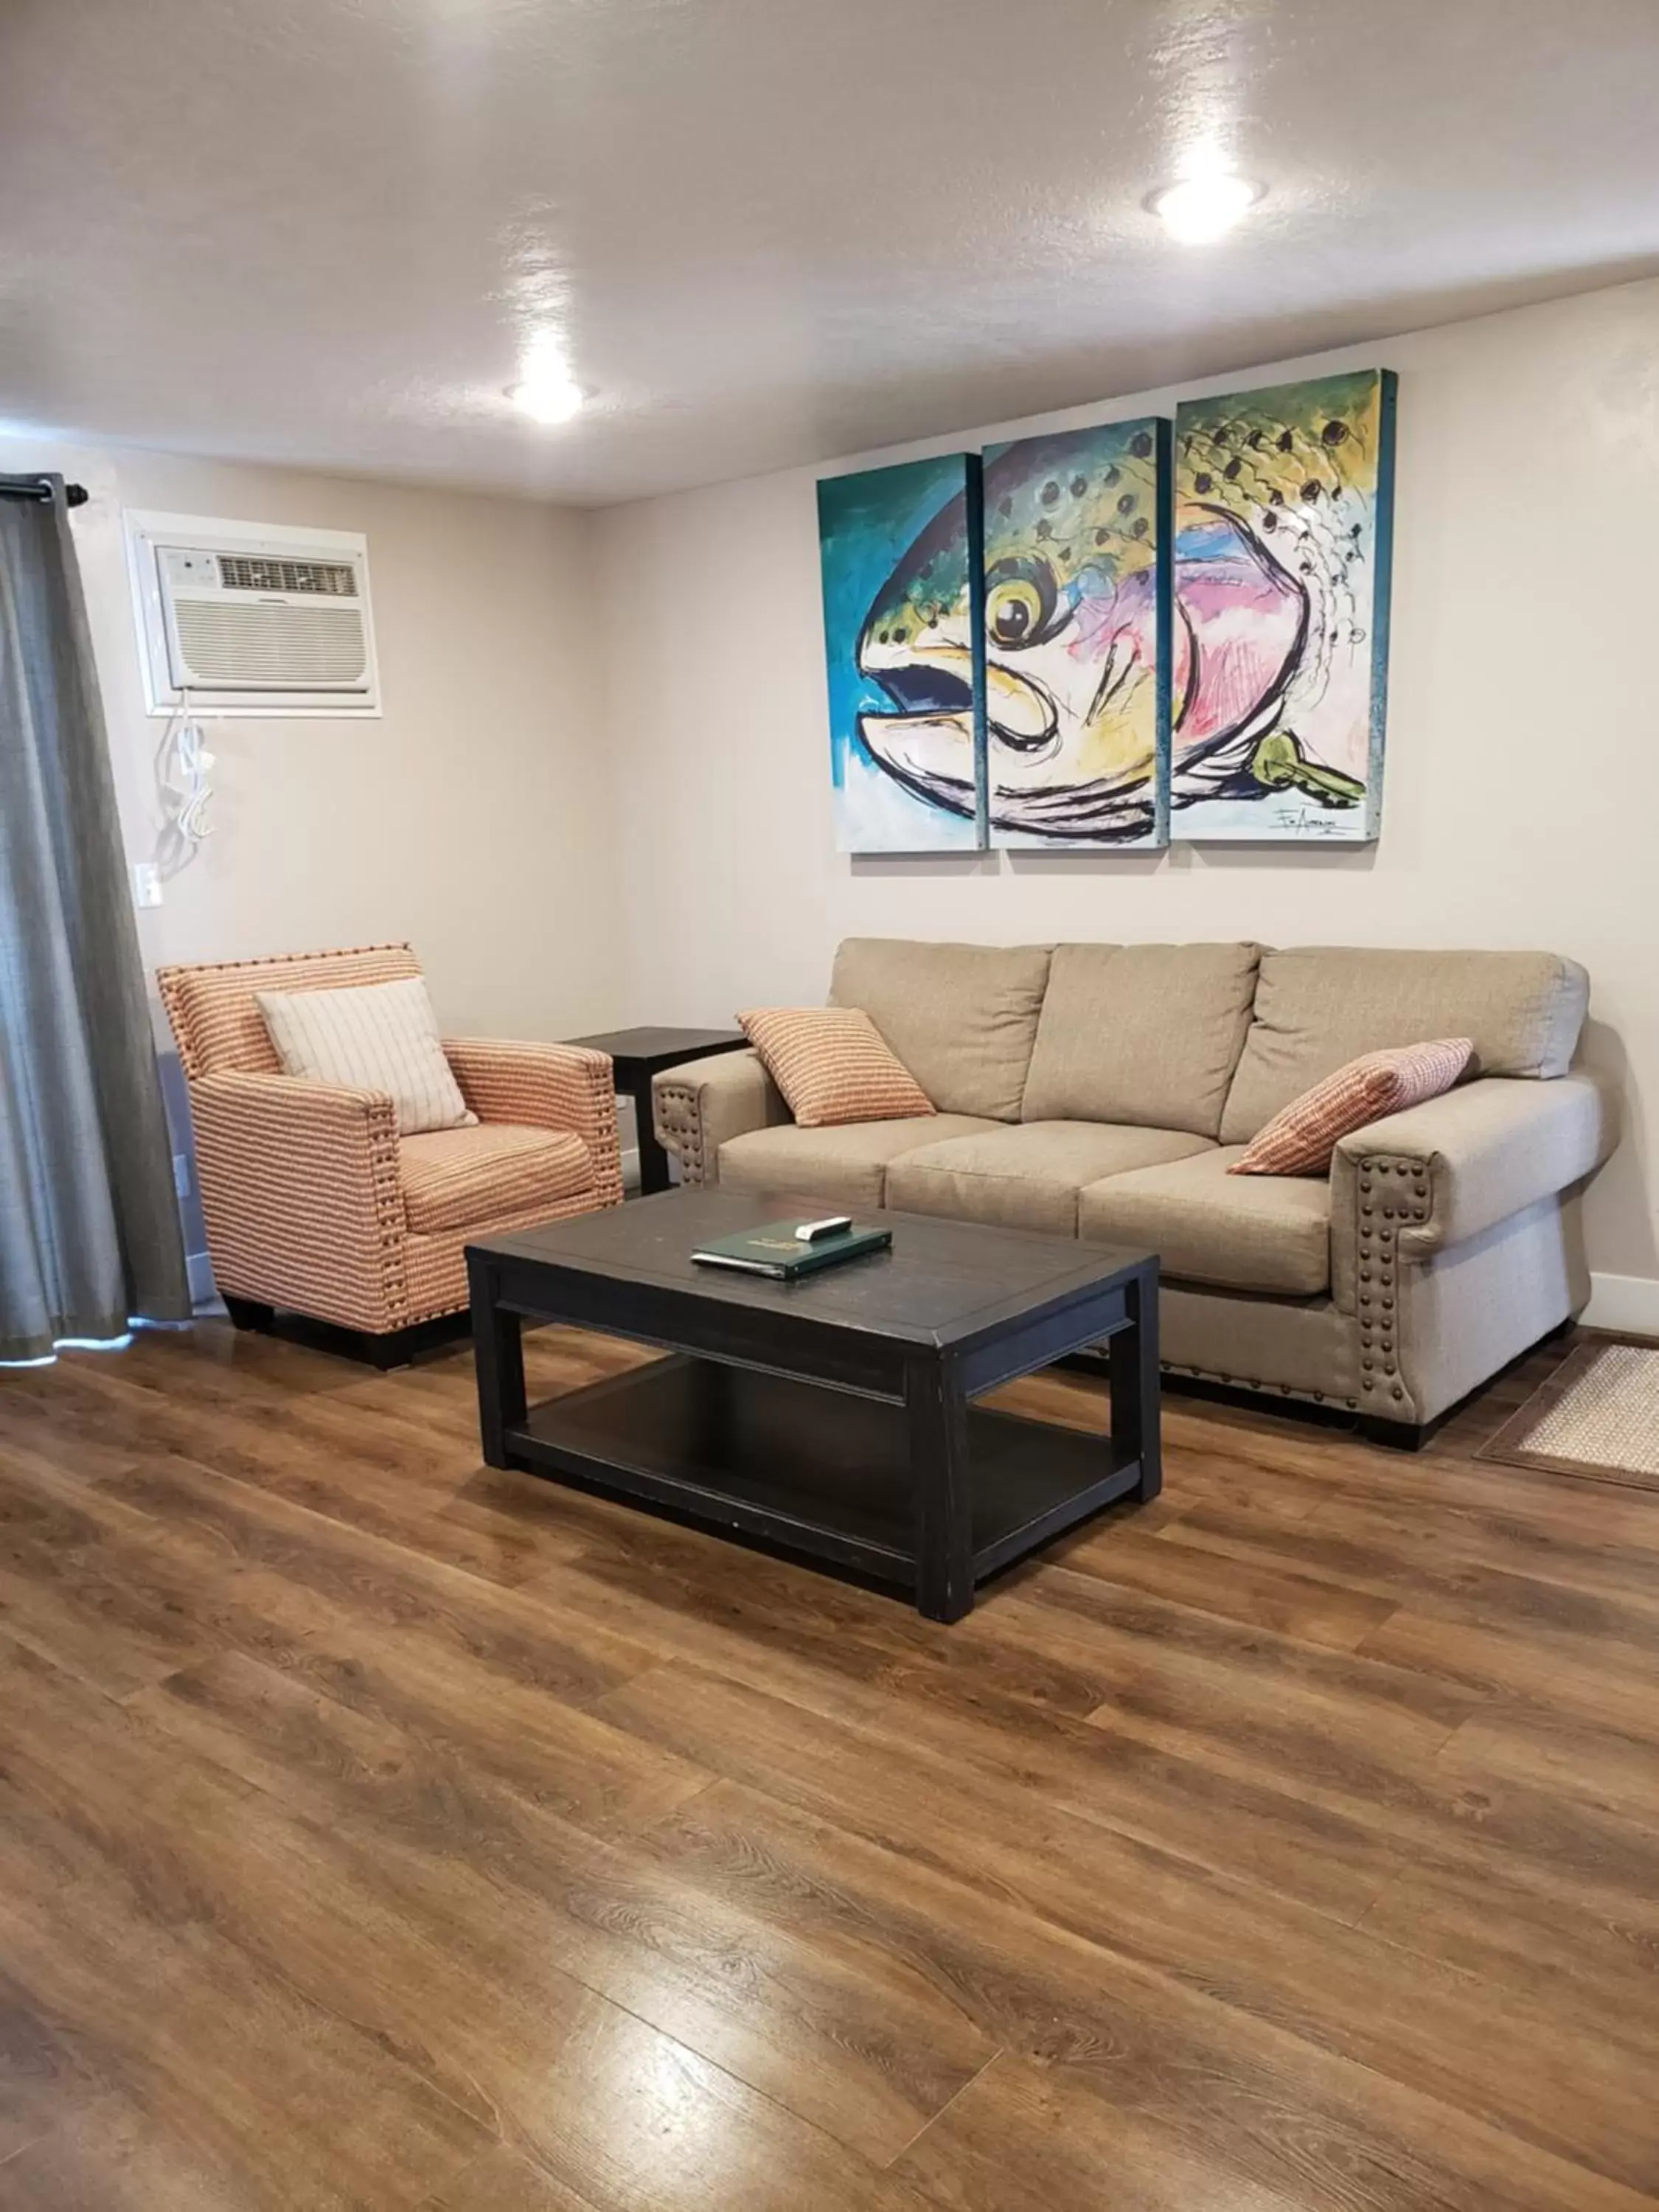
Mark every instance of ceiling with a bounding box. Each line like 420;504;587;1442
4;0;1657;507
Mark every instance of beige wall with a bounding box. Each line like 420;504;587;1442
593;277;1659;1299
7;274;1656;1304
0;434;623;1043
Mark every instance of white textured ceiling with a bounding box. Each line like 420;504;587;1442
4;0;1658;505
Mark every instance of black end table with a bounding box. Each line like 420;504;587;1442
467;1188;1160;1622
563;1026;748;1195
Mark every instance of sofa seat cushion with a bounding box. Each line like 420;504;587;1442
1021;942;1261;1138
400;1124;593;1234
1079;1147;1330;1295
717;1114;1000;1210
886;1122;1213;1237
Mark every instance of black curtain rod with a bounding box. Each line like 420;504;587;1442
0;477;89;507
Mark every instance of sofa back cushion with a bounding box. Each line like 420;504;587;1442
829;939;1052;1121
1220;947;1590;1143
158;942;423;1078
1021;942;1262;1138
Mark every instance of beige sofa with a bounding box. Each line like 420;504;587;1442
653;939;1613;1447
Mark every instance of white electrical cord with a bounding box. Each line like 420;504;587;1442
153;688;216;877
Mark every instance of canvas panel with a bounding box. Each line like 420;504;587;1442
1171;369;1397;844
817;454;986;854
980;417;1171;850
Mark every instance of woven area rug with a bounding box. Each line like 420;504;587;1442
1478;1339;1659;1493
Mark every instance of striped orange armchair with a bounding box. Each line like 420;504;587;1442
159;943;622;1364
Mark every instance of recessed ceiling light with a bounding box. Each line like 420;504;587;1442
507;373;586;424
1146;173;1263;245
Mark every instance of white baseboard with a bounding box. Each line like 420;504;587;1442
1584;1271;1659;1338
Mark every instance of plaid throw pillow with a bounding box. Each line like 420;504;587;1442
1230;1039;1473;1178
739;1006;933;1129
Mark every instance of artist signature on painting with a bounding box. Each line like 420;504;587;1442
1267;808;1352;837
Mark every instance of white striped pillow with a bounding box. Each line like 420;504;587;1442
257;977;476;1135
739;1006;933;1128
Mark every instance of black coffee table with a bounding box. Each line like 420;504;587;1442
466;1189;1159;1622
561;1026;748;1194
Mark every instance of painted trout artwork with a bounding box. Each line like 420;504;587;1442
1171;369;1397;841
814;368;1395;850
978;420;1170;849
817;451;986;853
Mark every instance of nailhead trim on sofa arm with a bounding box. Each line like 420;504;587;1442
1353;1152;1434;1420
653;1074;709;1186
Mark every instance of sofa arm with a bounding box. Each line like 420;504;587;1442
443;1040;622;1208
1330;1073;1612;1306
189;1071;408;1331
652;1049;789;1186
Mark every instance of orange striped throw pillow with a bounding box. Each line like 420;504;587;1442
1230;1039;1473;1178
739;1007;933;1129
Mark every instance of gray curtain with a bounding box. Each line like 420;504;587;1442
0;475;190;1359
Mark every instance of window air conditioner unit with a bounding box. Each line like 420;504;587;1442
125;510;381;717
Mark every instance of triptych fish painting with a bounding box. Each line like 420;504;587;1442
817;368;1397;852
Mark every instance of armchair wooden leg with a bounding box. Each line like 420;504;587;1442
223;1296;275;1333
220;1299;472;1368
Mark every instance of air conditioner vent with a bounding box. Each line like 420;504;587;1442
170;599;369;689
216;555;357;597
125;509;380;717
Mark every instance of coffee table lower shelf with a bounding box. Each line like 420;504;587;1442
500;1353;1144;1601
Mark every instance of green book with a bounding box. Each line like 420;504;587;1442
692;1217;892;1281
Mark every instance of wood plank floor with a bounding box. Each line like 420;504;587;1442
0;1320;1655;2210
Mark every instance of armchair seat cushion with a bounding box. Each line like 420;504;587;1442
400;1124;593;1234
887;1121;1212;1237
717;1113;1000;1211
1079;1147;1331;1295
